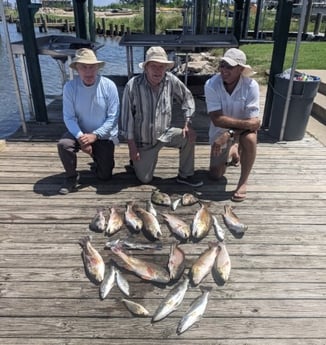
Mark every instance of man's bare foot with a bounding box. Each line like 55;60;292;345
232;185;247;202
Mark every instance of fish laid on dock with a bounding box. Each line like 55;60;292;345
125;201;143;233
99;262;116;300
168;242;186;281
135;206;162;240
78;235;105;284
121;298;150;317
176;286;212;335
111;245;170;284
212;215;225;242
151;189;172;206
152;277;189;322
162;213;191;240
192;202;212;240
146;200;157;217
212;242;231;285
189;242;220;286
105;238;163;251
89;209;106;233
105;207;124;236
182;193;199;206
222;205;248;238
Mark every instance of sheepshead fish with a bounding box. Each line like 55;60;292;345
105;238;163;251
152;277;189;322
135;207;162;240
121;299;150;317
212;242;231;285
89;209;106;233
212;215;225;242
151;189;171;206
182;193;199;206
192;202;212;240
146;200;157;217
78;235;105;284
162;213;191;240
105;207;124;236
168;242;186;281
176;286;212;335
111;245;170;284
125;201;143;233
189;242;220;286
99;262;116;300
222;205;248;238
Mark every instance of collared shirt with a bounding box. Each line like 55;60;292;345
120;72;195;147
205;73;260;145
63;75;120;142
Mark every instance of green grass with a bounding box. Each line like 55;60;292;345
211;42;326;84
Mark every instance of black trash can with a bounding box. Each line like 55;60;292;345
269;74;320;141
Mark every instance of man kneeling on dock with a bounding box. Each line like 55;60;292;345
57;48;120;195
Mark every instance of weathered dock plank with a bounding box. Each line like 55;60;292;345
1;96;326;344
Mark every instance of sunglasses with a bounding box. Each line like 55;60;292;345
218;62;237;70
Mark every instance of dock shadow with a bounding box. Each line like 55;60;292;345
33;169;144;197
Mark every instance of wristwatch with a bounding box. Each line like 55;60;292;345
228;129;234;138
185;118;192;126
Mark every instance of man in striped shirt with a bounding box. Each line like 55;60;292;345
120;46;203;187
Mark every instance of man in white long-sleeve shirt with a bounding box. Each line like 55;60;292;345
57;48;120;195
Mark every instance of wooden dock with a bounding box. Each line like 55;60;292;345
1;86;326;344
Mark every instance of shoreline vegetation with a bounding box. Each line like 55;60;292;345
3;6;326;82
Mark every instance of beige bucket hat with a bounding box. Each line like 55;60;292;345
220;48;255;77
69;48;105;70
139;46;175;70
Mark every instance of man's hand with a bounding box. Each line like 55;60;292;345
127;140;140;161
78;133;97;156
78;133;97;146
245;117;261;132
212;131;229;157
183;122;197;143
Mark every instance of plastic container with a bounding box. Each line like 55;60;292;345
269;74;320;141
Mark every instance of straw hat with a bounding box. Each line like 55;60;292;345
139;46;175;70
69;48;105;70
220;48;255;77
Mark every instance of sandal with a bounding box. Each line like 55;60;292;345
231;192;246;202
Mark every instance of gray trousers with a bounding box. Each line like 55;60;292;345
133;127;195;183
57;132;115;180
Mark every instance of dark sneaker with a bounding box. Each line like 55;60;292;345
176;175;203;187
58;174;80;195
124;160;134;174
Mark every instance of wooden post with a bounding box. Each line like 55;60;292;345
101;18;106;36
144;0;155;34
109;23;113;36
64;19;69;32
88;0;96;42
16;0;48;123
314;13;323;36
73;0;88;39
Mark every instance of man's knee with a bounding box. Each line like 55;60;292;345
209;166;225;180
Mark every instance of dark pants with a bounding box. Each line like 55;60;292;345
57;132;115;180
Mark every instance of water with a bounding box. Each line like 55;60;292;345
0;23;144;139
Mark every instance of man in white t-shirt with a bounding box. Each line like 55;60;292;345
204;48;261;202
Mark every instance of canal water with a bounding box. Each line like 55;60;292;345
0;23;144;139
